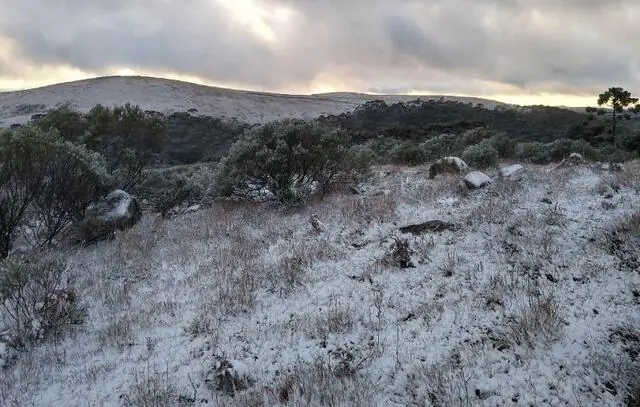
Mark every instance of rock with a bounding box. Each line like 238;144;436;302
429;157;470;179
80;190;142;243
399;220;457;235
463;171;492;189
500;164;525;181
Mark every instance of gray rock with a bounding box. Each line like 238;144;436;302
80;190;142;243
463;171;492;189
500;164;525;181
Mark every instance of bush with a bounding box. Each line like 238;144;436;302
0;126;110;256
462;140;498;168
214;119;371;205
0;255;84;347
84;104;167;190
514;142;552;164
390;142;428;166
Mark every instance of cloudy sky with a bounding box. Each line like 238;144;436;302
0;0;638;105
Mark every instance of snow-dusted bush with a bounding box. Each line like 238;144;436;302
461;140;498;169
0;255;84;347
0;125;110;255
214;119;372;206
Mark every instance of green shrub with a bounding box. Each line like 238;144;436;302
214;119;371;206
0;126;110;256
514;142;552;164
84;103;166;190
391;142;428;166
462;140;498;168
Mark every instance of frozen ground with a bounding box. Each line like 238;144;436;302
1;162;639;406
0;76;509;127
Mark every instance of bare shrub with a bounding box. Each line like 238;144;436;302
338;193;398;225
541;202;567;227
97;316;135;348
602;210;640;271
266;254;310;296
267;355;379;407
0;255;84;347
466;195;514;226
121;364;180;407
406;351;476;407
612;159;640;192
205;356;254;397
438;249;460;277
216;264;259;316
501;293;564;349
380;237;415;269
310;297;354;338
588;323;640;407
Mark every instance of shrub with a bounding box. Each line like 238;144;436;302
214;119;371;205
390;142;428;166
0;126;110;256
514;142;551;164
0;255;84;347
461;140;498;168
488;132;517;158
84;103;167;190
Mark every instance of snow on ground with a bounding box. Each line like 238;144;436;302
1;162;639;406
0;76;509;127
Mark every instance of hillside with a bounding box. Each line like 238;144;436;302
0;76;509;127
1;162;639;406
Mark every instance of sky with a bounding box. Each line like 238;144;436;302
0;0;638;106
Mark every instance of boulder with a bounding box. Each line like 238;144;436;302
500;164;525;181
463;171;492;189
80;190;142;243
429;157;470;179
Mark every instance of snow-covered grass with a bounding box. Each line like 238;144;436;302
1;162;640;406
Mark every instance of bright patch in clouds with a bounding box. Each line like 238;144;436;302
0;0;638;105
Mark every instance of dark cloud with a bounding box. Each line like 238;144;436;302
0;0;638;96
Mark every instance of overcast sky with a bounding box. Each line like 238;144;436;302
0;0;638;105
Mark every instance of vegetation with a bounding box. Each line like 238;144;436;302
214;119;372;205
596;87;639;146
0;126;110;257
0;255;83;346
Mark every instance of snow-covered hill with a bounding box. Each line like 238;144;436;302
1;161;639;406
0;76;509;127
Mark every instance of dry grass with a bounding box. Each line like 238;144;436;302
308;297;355;339
335;193;399;225
601;210;640;271
406;350;477;407
501;293;564;349
121;364;182;407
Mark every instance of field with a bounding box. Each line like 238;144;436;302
2;161;639;406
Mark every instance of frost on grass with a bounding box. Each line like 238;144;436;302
2;162;640;406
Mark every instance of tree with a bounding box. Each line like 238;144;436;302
214;119;370;205
597;87;639;146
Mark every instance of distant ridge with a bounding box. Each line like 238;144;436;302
0;75;510;127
